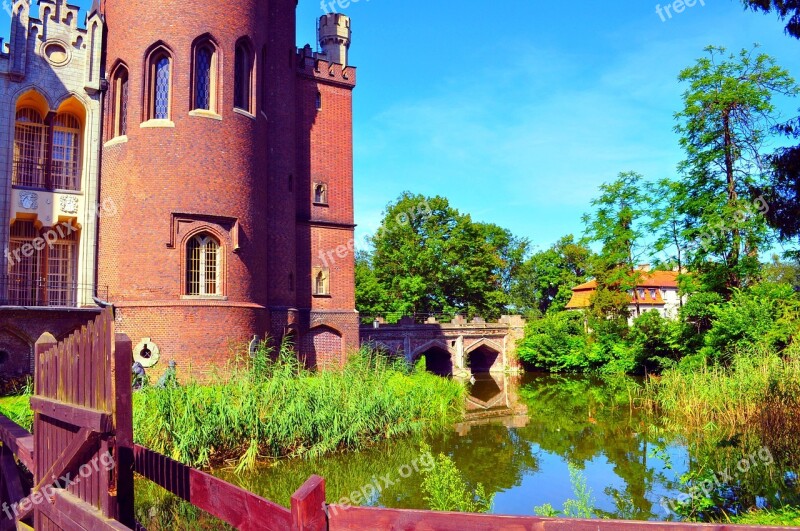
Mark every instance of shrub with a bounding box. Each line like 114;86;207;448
516;312;590;372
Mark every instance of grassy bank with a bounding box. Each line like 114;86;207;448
133;346;465;471
644;347;800;443
0;347;465;473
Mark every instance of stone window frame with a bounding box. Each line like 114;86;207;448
109;62;129;139
313;182;329;206
312;267;330;297
143;42;174;124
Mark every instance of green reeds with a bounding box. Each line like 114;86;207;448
133;344;465;472
644;345;800;442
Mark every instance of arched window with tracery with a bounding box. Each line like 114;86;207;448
146;47;172;120
193;39;217;111
13;108;47;188
187;234;221;296
51;113;81;191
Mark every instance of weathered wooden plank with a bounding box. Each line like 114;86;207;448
32;428;97;496
327;507;797;531
112;334;135;528
0;417;34;473
133;445;293;531
29;398;112;434
291;475;326;531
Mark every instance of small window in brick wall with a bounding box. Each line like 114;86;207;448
312;268;330;296
316;91;322;111
313;183;328;205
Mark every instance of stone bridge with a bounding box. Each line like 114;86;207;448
360;315;526;377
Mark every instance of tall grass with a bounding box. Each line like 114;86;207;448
134;345;465;472
644;346;800;443
0;379;33;431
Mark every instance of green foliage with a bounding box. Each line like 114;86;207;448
420;444;493;513
628;311;684;372
516;312;591;372
675;46;799;293
732;506;800;526
133;345;465;471
741;0;800;39
701;282;800;361
511;235;592;315
0;393;32;432
357;192;528;320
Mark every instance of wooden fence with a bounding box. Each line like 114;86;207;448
0;308;798;530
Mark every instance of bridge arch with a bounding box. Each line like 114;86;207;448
465;338;503;374
411;340;454;377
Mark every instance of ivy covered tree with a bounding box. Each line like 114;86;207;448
674;46;799;293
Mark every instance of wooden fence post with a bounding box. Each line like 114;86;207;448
33;333;57;397
113;333;135;528
291;475;327;531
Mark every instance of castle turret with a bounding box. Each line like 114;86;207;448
318;14;350;66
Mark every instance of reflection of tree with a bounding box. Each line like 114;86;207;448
516;374;679;519
429;425;540;498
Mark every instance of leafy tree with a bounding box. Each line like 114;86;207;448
365;192;526;319
646;179;690;303
582;171;647;319
512;235;592;315
742;0;800;38
355;249;388;318
674;46;799;293
516;312;590;372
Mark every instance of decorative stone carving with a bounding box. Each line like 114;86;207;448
18;192;38;210
59;195;79;214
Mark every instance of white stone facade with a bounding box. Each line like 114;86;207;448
0;0;103;306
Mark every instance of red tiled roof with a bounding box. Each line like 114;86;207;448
565;270;679;309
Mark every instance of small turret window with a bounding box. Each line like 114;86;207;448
313;183;328;205
313;268;330;296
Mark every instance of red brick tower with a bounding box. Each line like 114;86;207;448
97;1;358;376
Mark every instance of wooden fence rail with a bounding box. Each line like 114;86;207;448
1;307;799;530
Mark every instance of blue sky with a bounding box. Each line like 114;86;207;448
5;1;798;253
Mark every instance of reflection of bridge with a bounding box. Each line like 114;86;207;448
455;373;529;435
360;315;526;377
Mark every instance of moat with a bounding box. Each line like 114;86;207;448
135;373;800;526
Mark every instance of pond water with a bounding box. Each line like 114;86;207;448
136;373;800;526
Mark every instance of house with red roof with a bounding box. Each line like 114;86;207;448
565;266;685;323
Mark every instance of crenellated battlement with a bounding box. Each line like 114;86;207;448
296;45;356;88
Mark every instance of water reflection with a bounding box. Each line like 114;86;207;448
136;372;800;523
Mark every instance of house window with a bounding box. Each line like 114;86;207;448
12;108;47;188
187;234;221;296
46;228;77;306
234;40;253;112
146;48;172;120
650;289;657;300
313;268;330;296
313;183;328;205
51;113;81;191
9;221;41;305
8;220;77;306
112;65;129;137
193;41;216;111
